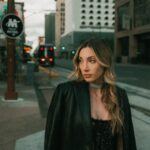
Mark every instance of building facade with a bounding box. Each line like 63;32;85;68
55;0;65;50
115;0;150;64
65;0;115;35
55;0;115;58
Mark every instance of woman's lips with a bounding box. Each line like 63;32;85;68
83;74;92;78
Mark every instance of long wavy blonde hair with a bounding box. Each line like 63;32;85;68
71;38;123;134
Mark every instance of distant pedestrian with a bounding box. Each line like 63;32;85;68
44;38;137;150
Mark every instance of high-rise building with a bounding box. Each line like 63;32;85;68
65;0;115;35
55;0;115;58
45;13;55;44
115;0;150;64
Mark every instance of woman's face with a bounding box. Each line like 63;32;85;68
79;47;103;83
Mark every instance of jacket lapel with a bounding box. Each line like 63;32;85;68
74;81;92;143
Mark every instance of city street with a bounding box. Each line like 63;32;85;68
0;0;150;150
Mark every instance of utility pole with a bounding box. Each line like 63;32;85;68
5;0;18;100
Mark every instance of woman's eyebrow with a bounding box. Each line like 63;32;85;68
79;55;95;58
87;56;96;59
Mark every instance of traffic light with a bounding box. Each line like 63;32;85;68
47;46;55;67
53;46;56;50
70;50;76;59
61;46;65;50
71;50;75;55
40;46;44;51
49;47;53;51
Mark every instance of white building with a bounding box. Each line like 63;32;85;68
64;0;115;36
55;0;115;58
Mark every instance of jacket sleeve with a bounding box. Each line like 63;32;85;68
44;84;64;150
122;89;137;150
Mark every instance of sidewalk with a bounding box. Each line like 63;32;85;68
0;81;46;150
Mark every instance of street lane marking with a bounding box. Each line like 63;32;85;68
117;82;150;99
39;66;59;78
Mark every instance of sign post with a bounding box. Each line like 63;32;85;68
1;0;23;100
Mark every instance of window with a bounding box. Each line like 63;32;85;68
82;4;86;8
89;16;93;19
97;22;101;26
134;0;150;27
81;21;86;25
105;16;108;20
105;22;108;26
97;16;101;19
82;10;86;13
61;8;65;11
81;16;86;19
89;10;93;14
89;4;93;8
61;3;65;7
97;5;101;8
89;22;93;25
105;5;108;9
118;3;130;31
105;11;108;14
97;11;101;14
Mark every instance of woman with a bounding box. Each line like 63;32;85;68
44;38;137;150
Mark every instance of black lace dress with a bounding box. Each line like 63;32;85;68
91;118;116;150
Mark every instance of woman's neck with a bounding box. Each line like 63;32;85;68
89;83;102;98
89;81;103;89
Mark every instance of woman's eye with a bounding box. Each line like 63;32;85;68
89;59;96;63
78;59;82;63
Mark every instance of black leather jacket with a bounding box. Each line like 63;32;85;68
44;80;137;150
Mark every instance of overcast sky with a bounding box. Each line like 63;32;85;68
15;0;56;46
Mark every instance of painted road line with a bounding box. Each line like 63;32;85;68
39;66;59;78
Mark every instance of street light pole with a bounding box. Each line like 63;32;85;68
5;0;18;100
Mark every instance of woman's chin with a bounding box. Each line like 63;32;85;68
84;78;94;83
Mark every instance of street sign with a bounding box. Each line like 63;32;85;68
1;13;23;38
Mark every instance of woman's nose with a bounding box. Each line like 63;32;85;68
82;62;89;71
